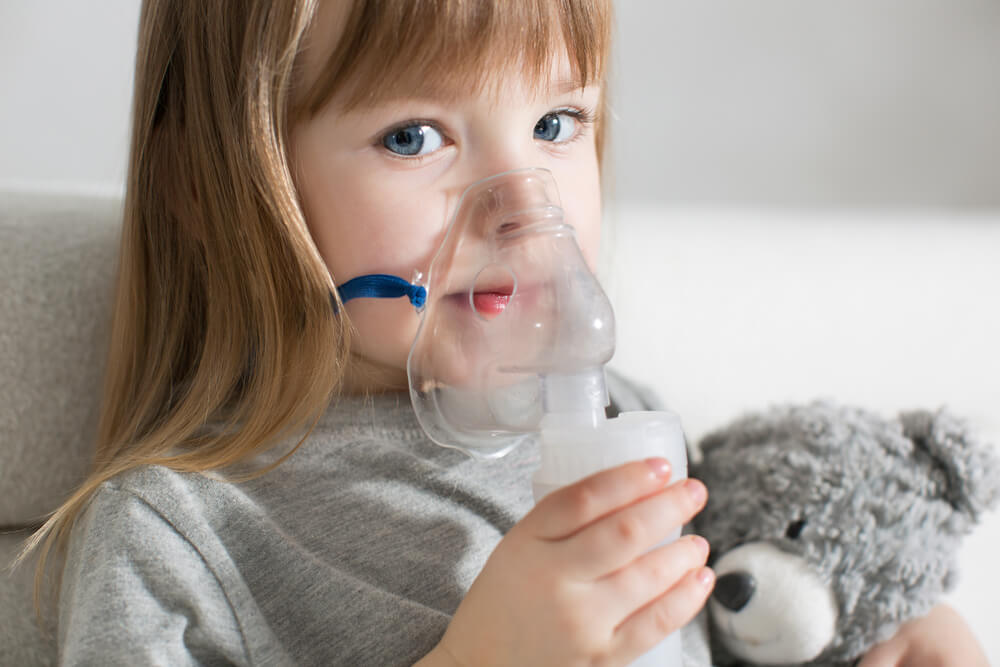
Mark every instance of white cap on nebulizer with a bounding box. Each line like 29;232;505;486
406;167;616;458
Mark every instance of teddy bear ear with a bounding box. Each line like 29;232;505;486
899;409;1000;522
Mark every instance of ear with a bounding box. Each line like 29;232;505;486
899;409;1000;522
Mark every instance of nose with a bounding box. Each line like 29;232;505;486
713;571;756;612
461;168;563;239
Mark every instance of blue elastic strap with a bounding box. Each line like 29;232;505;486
334;274;427;310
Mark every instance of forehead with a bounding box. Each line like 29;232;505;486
294;0;609;115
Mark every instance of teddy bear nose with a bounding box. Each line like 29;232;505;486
713;571;756;612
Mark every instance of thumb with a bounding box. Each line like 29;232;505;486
857;634;907;667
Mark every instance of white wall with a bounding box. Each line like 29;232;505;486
0;1;140;196
610;0;1000;208
1;0;999;207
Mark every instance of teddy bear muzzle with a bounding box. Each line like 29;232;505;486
710;542;839;665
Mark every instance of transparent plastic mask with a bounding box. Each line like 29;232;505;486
407;168;615;458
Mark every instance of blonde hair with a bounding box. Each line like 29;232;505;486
22;0;612;610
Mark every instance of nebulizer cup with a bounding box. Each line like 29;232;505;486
407;168;687;666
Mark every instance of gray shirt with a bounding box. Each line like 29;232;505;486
59;382;712;666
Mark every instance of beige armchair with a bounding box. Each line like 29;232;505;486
1;190;121;666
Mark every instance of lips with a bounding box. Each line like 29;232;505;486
442;283;515;319
471;291;511;317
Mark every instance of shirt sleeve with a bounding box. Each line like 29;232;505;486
59;484;251;666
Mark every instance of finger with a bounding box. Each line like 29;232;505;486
522;458;674;541
597;535;711;621
857;626;915;667
857;637;905;667
560;479;708;578
612;566;715;663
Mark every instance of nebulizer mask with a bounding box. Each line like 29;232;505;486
406;168;612;456
338;168;687;665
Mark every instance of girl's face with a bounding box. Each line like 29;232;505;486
292;5;603;394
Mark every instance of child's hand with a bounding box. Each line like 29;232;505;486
858;604;989;667
421;458;712;667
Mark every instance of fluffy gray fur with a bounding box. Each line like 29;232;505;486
693;401;1000;667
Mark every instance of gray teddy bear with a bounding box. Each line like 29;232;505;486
692;401;999;667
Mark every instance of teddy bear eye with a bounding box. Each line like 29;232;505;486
785;519;807;539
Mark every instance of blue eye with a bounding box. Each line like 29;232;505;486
381;123;444;157
534;112;578;143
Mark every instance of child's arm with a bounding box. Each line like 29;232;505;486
858;604;989;667
416;459;712;667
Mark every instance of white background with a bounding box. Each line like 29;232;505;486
608;0;1000;208
1;1;999;207
0;1;138;195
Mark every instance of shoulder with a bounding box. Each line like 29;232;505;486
60;469;255;664
69;465;220;573
66;464;252;607
73;467;180;540
80;463;250;537
106;462;228;509
71;463;260;587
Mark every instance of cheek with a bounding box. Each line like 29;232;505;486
555;159;602;270
298;163;448;282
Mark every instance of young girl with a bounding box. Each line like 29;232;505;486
26;1;987;665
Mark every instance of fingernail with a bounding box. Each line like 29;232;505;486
691;535;710;558
697;567;715;588
686;480;707;504
644;457;671;479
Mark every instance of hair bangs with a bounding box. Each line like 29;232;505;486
300;0;612;114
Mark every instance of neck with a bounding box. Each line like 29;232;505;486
340;353;410;396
